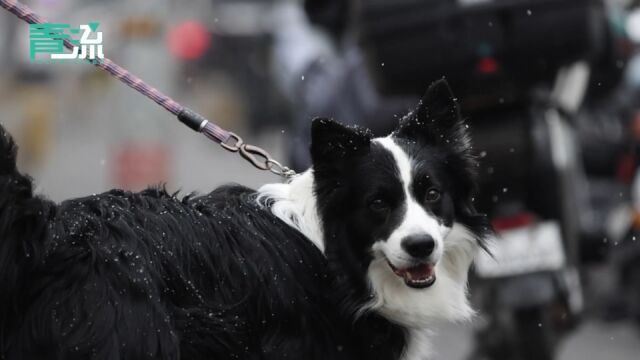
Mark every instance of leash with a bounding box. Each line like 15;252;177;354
0;0;296;178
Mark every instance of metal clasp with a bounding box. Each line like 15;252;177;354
218;133;296;178
239;144;271;171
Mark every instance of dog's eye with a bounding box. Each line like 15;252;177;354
369;198;390;214
425;188;441;203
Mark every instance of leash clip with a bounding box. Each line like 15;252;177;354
239;144;271;170
239;144;296;178
219;133;296;178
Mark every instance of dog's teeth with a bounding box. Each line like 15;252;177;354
407;275;435;285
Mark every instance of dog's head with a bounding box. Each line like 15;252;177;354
311;80;489;325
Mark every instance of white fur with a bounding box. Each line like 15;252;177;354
403;328;435;360
256;170;325;252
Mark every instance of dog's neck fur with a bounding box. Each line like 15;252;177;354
257;170;325;252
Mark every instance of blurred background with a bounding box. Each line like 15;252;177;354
2;0;640;359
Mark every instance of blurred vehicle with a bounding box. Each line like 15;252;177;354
469;63;589;360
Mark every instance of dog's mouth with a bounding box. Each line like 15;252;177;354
387;261;436;289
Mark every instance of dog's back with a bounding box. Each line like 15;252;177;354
0;125;363;360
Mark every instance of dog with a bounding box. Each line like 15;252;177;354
0;79;489;360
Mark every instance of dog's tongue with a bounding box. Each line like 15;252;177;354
393;263;435;281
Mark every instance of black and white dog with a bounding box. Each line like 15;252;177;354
0;80;488;360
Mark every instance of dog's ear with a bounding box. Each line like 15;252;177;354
396;79;470;155
310;117;371;167
397;80;480;218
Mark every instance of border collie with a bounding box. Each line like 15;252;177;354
0;80;488;360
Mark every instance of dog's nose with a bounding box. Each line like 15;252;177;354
401;235;435;258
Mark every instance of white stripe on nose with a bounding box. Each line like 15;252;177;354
373;137;444;263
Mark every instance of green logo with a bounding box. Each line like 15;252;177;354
29;22;104;64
